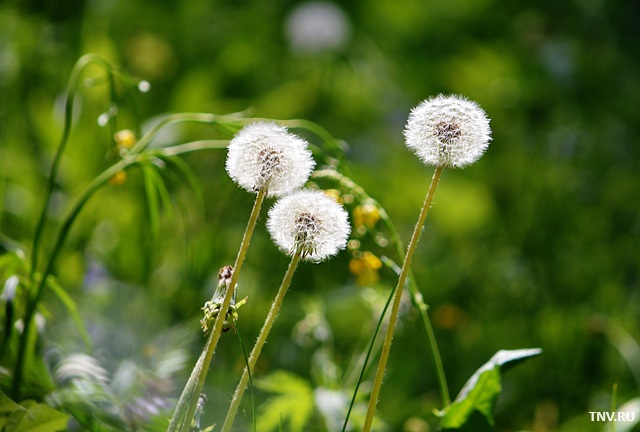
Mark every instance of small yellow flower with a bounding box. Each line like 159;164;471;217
114;129;136;150
323;189;342;203
109;170;127;185
353;202;380;229
349;251;382;286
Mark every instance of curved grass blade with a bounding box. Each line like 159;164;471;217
235;321;256;432
45;276;92;349
141;163;161;237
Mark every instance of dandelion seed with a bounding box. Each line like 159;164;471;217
404;94;492;168
267;190;350;262
226;122;315;197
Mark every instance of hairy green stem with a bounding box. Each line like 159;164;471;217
363;166;443;431
221;251;302;432
170;189;266;432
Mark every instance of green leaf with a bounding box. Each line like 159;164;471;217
0;391;69;432
256;371;315;432
10;400;69;432
0;391;22;414
440;348;542;430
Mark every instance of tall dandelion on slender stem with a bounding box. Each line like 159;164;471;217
169;122;315;432
362;95;492;431
221;190;350;432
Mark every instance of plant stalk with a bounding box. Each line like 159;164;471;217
14;154;130;398
362;166;443;431
313;169;450;410
170;189;266;432
220;251;302;432
14;138;228;398
30;54;112;289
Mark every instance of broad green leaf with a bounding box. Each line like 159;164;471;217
256;371;314;432
11;400;69;432
440;348;542;430
0;390;22;414
0;392;69;432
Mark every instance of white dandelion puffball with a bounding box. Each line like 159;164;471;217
267;190;350;262
404;94;492;168
226;122;316;197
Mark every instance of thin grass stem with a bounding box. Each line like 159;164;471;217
234;322;256;432
341;273;396;432
220;251;303;432
171;189;266;432
30;54;112;291
313;169;450;407
15;137;229;399
362;166;443;431
14;153;129;397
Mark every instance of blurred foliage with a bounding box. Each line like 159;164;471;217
1;0;640;431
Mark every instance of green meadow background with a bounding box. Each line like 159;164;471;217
1;0;639;430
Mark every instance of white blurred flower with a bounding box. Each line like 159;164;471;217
267;190;350;262
226;122;315;197
285;1;351;54
404;95;492;168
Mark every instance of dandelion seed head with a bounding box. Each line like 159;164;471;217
226;122;315;197
218;265;233;285
267;190;350;262
404;94;492;168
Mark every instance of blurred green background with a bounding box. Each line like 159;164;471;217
1;0;639;430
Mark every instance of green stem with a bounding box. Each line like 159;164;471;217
14;138;228;398
313;169;450;407
30;54;112;288
234;322;256;432
169;189;266;432
129;113;223;155
362;166;443;431
221;251;302;432
14;154;131;398
159;140;228;156
421;304;450;406
341;272;396;432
